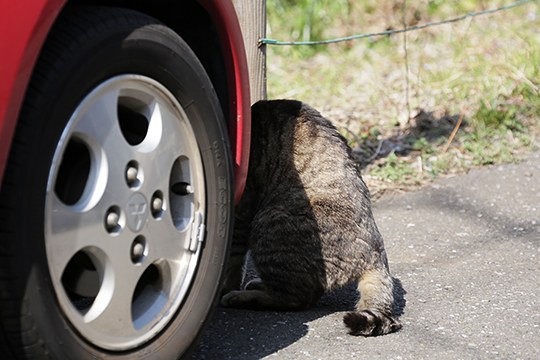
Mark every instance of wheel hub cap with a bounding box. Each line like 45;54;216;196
126;193;148;232
44;75;206;350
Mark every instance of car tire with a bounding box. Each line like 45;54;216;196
0;6;233;359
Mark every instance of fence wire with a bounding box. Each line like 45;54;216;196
259;0;537;46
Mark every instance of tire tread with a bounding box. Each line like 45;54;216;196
0;5;171;359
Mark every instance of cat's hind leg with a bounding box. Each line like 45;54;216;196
221;226;250;295
221;206;324;311
221;259;322;311
221;287;308;311
221;257;320;311
344;267;402;336
221;252;245;295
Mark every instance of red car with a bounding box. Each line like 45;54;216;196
0;1;261;358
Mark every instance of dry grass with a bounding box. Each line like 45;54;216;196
266;0;540;197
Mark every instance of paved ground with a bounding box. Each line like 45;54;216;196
192;152;540;360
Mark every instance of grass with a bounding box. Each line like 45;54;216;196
266;0;540;197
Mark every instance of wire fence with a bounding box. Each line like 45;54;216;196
259;0;536;46
262;0;538;142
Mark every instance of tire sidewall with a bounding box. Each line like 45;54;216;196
15;13;233;359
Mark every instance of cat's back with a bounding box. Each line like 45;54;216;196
270;101;360;196
252;99;367;211
251;99;354;175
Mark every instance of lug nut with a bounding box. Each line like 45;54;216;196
125;161;142;188
105;207;122;234
107;212;119;228
151;191;164;219
132;243;144;258
131;236;147;264
126;166;138;183
152;197;163;212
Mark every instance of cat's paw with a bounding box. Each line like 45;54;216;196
343;310;401;336
221;279;266;307
220;289;276;309
220;280;240;298
244;278;265;291
220;290;249;308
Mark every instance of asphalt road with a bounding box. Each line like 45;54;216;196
192;152;540;360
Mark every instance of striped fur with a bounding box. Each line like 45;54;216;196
221;100;402;336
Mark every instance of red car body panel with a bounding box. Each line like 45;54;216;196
0;0;66;186
0;0;250;202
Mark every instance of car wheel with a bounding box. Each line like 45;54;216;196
0;6;233;359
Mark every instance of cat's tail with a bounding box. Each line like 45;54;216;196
343;268;402;336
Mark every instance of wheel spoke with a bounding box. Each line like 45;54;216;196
73;88;122;148
158;101;194;156
83;248;176;344
77;88;137;170
137;101;192;192
46;194;108;282
84;256;143;337
145;220;191;266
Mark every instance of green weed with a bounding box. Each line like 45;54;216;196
370;153;419;183
266;0;540;194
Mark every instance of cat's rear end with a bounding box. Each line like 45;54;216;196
221;100;402;336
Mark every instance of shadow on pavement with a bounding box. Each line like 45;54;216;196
192;278;406;359
191;284;356;360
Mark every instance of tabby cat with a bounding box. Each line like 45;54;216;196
221;99;402;336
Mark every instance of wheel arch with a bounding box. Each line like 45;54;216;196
0;0;250;202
